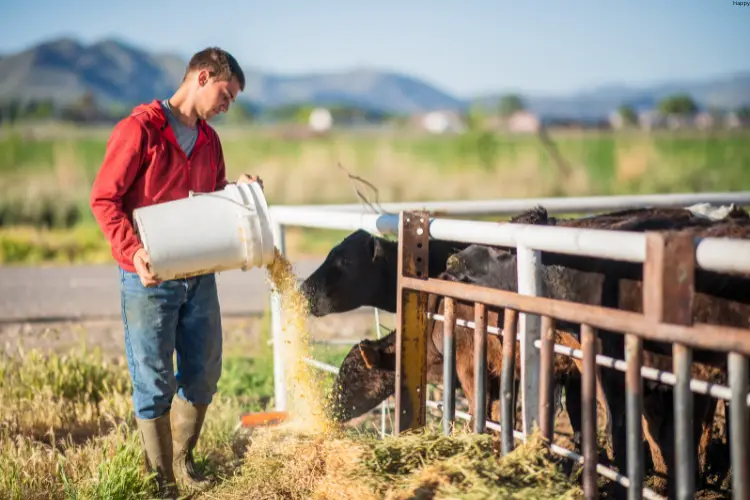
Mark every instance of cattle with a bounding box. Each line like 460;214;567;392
306;228;611;447
443;205;750;497
300;229;470;316
325;285;613;441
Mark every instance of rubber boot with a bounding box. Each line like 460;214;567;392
171;396;211;492
135;412;179;499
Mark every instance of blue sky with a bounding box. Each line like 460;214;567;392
0;0;747;98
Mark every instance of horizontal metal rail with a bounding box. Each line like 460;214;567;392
534;339;750;406
428;311;750;405
270;191;750;216
269;209;750;275
403;276;750;356
302;357;341;375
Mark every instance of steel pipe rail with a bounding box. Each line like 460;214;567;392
405;276;750;356
269;191;750;216
428;311;750;405
268;208;750;275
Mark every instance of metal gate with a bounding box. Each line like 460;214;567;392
393;210;750;500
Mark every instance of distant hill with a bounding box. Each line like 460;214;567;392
0;37;462;116
0;38;186;110
0;36;749;119
472;72;750;121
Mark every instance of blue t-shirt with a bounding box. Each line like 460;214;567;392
160;99;198;158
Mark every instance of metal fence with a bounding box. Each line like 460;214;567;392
266;191;750;499
392;209;750;499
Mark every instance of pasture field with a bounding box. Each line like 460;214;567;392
0;314;586;500
1;124;749;265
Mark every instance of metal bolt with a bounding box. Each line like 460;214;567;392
416;227;424;236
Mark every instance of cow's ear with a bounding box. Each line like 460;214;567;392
372;237;388;262
358;341;381;369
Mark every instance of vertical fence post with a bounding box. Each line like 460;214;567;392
501;309;518;455
373;306;390;438
644;232;696;500
517;244;542;439
624;332;644;500
395;210;430;434
442;297;456;436
271;222;287;412
581;324;599;499
728;352;749;500
474;302;488;433
539;315;556;443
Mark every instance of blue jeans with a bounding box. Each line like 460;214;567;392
119;267;223;419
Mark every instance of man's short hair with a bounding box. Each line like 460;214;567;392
184;47;245;91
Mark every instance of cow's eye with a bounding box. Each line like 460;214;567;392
335;257;350;268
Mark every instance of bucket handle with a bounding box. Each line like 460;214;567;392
188;190;259;214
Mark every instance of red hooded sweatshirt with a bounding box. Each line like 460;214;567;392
90;100;229;273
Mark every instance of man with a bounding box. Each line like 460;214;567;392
90;47;261;498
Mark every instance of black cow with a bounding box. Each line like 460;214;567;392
300;229;470;316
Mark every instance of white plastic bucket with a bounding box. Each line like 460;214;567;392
132;182;276;280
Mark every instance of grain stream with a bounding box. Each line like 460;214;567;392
265;247;333;434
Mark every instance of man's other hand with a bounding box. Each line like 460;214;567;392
237;173;264;191
133;248;161;287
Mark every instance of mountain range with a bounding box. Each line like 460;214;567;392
1;36;749;120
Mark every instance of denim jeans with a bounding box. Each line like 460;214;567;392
119;267;223;419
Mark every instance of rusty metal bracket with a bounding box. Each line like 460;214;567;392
643;231;697;500
395;210;430;434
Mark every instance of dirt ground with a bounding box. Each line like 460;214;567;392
0;310;380;359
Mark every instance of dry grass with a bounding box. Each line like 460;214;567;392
209;424;583;500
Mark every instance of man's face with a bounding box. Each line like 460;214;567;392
194;70;240;121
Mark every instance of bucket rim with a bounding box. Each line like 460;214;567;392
234;181;275;266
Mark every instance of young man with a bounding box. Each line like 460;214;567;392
90;47;262;498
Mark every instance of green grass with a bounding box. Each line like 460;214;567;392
0;225;111;265
1;125;749;265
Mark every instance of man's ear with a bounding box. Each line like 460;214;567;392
358;341;381;369
198;69;210;87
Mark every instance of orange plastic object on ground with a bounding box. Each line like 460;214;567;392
239;411;289;428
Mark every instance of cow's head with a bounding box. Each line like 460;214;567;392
300;230;397;316
325;332;396;423
445;244;518;291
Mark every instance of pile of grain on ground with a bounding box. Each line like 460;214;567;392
213;425;583;500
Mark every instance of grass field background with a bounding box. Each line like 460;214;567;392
1;123;749;264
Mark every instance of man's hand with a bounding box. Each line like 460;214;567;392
237;173;264;191
133;248;161;287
